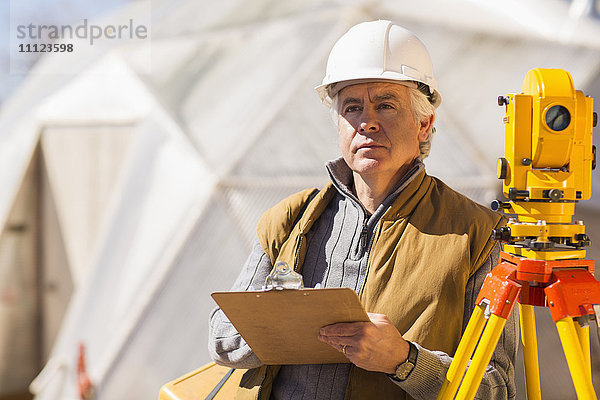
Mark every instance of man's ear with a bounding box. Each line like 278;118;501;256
417;114;435;141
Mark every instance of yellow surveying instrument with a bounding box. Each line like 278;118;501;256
437;68;600;400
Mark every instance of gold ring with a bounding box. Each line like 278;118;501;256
342;345;347;355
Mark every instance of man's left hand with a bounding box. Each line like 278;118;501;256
318;312;409;374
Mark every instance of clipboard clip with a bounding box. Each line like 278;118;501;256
263;261;304;290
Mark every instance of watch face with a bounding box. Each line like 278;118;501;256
396;361;415;380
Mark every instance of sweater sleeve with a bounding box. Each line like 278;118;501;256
207;239;273;369
394;242;519;399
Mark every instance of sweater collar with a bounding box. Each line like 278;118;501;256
325;157;425;212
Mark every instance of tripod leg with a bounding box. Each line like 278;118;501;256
556;317;597;400
437;305;487;400
574;321;591;382
520;304;541;400
455;314;507;400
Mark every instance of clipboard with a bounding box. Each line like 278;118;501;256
211;288;369;365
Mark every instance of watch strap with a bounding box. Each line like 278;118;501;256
387;341;418;382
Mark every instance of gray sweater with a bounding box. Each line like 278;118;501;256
208;158;518;399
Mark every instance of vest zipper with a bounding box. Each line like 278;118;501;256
358;219;383;296
293;232;304;272
257;368;266;400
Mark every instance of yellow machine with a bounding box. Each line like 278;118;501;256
495;68;595;259
437;68;600;400
159;362;245;400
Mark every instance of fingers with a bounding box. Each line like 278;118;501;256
318;318;386;352
340;344;359;357
330;342;353;358
318;322;370;352
318;314;408;374
318;327;360;359
319;321;369;337
366;312;390;323
317;331;354;348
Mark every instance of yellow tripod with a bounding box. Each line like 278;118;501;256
437;252;600;399
437;68;599;399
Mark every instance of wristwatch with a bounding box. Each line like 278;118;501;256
387;341;418;382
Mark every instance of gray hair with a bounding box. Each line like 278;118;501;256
407;87;436;160
330;85;436;160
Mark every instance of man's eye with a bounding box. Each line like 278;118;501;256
378;103;395;110
344;105;361;113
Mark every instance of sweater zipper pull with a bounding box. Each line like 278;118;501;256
360;221;368;253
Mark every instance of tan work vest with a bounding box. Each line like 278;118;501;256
235;170;505;400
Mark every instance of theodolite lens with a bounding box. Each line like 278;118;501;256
545;105;571;131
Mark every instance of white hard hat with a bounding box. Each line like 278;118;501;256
315;20;442;108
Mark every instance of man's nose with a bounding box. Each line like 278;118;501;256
358;120;379;133
358;107;379;133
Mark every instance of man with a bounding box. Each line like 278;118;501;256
209;20;518;399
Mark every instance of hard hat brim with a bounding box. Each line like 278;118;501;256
315;77;442;109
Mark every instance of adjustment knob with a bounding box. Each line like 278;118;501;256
497;158;508;179
575;234;591;247
547;189;563;201
490;200;511;211
491;226;511;242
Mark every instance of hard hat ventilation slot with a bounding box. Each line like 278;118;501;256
382;21;393;74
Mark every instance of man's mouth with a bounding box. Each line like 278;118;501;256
356;143;384;151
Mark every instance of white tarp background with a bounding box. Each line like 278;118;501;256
0;0;600;399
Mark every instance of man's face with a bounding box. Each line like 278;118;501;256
336;82;430;181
